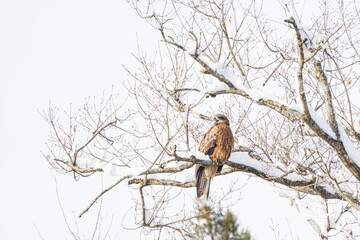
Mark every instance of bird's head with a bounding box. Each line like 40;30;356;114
213;113;230;126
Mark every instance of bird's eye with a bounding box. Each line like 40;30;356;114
218;116;224;120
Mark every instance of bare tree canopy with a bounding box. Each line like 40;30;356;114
43;0;360;239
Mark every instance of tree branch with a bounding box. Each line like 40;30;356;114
78;175;128;218
314;61;339;139
284;17;310;118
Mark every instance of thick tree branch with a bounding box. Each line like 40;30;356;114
128;155;345;202
129;152;360;205
314;61;339;139
129;178;195;188
173;153;349;202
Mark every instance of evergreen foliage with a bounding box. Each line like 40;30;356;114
188;204;251;240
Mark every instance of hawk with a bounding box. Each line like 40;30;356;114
195;113;234;198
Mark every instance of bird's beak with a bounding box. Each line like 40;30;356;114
214;117;219;123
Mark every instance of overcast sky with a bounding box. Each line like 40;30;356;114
0;1;156;239
0;0;319;239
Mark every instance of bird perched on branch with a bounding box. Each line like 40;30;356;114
196;113;234;198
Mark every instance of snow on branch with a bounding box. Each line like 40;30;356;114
172;150;343;201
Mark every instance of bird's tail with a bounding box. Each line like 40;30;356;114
196;166;211;198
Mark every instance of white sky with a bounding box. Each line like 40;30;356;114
0;0;321;239
0;1;155;239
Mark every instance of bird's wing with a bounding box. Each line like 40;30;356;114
198;125;218;156
211;124;234;161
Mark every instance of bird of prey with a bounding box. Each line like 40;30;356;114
196;113;234;198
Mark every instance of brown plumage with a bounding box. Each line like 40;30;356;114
195;113;234;198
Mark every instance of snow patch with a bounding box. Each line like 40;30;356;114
292;16;325;59
202;81;229;94
283;172;311;182
229;152;283;178
308;107;337;139
177;151;211;162
76;158;91;169
289;103;304;114
213;61;244;89
103;165;146;177
187;44;204;56
175;167;196;182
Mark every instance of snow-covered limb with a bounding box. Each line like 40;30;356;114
196;88;304;121
126;150;345;201
224;153;346;201
314;60;340;139
129;178;195;188
284;17;311;121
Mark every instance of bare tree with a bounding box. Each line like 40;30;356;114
43;0;360;239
